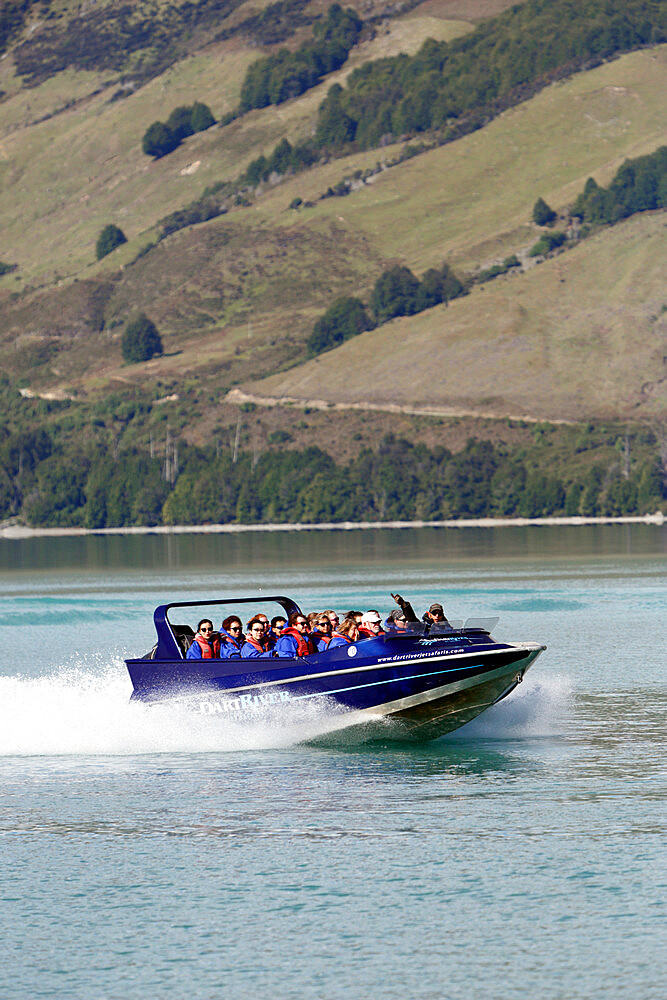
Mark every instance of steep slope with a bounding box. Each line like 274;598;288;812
239;211;667;422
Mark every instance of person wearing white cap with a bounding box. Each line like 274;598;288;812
358;610;385;639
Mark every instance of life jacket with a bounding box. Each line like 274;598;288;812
220;630;242;652
330;630;350;644
193;634;220;658
242;636;267;655
358;626;385;639
312;631;331;648
281;627;317;657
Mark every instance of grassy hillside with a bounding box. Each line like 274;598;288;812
1;46;664;424
242;212;667;422
0;0;665;528
0;6;473;287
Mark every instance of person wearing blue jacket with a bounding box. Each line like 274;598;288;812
275;613;318;658
240;617;275;658
328;618;359;649
219;615;243;659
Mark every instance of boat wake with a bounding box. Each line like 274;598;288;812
0;659;571;755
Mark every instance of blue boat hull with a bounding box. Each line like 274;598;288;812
127;636;544;741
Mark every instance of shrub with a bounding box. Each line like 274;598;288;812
532;197;556;226
121;314;163;363
528;231;567;257
307;296;373;355
95;224;127;261
142;121;179;158
166;105;195;143
190;101;216;132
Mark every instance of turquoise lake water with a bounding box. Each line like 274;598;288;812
0;525;665;998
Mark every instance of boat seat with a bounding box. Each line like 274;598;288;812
171;624;195;658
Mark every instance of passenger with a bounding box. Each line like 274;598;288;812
256;612;276;649
384;609;409;633
390;592;419;623
270;615;287;643
329;618;360;649
323;610;340;630
186;619;221;659
344;610;363;626
240;616;275;658
311;615;333;651
423;602;451;628
274;612;318;658
219;615;243;658
358;611;384;639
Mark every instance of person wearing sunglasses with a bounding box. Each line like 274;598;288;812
311;615;333;651
186;619;221;659
323;610;340;630
422;602;451;629
275;613;318;658
219;615;244;658
240;617;275;658
358;611;384;639
385;609;409;632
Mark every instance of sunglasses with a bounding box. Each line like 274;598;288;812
200;626;213;632
228;625;241;631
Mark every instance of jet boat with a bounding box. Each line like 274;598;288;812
126;596;545;741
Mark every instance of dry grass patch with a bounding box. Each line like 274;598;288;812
242;213;667;423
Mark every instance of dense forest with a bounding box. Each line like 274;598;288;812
1;415;663;528
314;0;666;150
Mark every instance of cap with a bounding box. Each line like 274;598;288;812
429;603;444;613
362;613;382;625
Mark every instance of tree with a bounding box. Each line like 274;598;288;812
166;106;195;143
371;265;420;323
532;197;556;226
121;314;163;364
142;121;179;158
191;101;216;132
95;224;127;261
307;297;373;355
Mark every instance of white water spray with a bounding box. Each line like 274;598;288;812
0;657;571;756
448;673;573;740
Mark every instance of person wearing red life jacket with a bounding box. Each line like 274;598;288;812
240;617;275;658
358;611;385;639
328;618;360;649
186;619;221;659
219;615;243;658
275;613;318;658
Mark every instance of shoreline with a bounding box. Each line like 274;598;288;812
0;513;664;539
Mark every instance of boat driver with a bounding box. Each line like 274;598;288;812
423;602;451;628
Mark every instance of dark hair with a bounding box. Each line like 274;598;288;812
197;619;213;632
345;610;362;619
222;615;242;631
271;615;287;628
246;616;265;632
288;611;307;626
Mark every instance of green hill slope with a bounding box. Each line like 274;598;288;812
241;212;667;422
